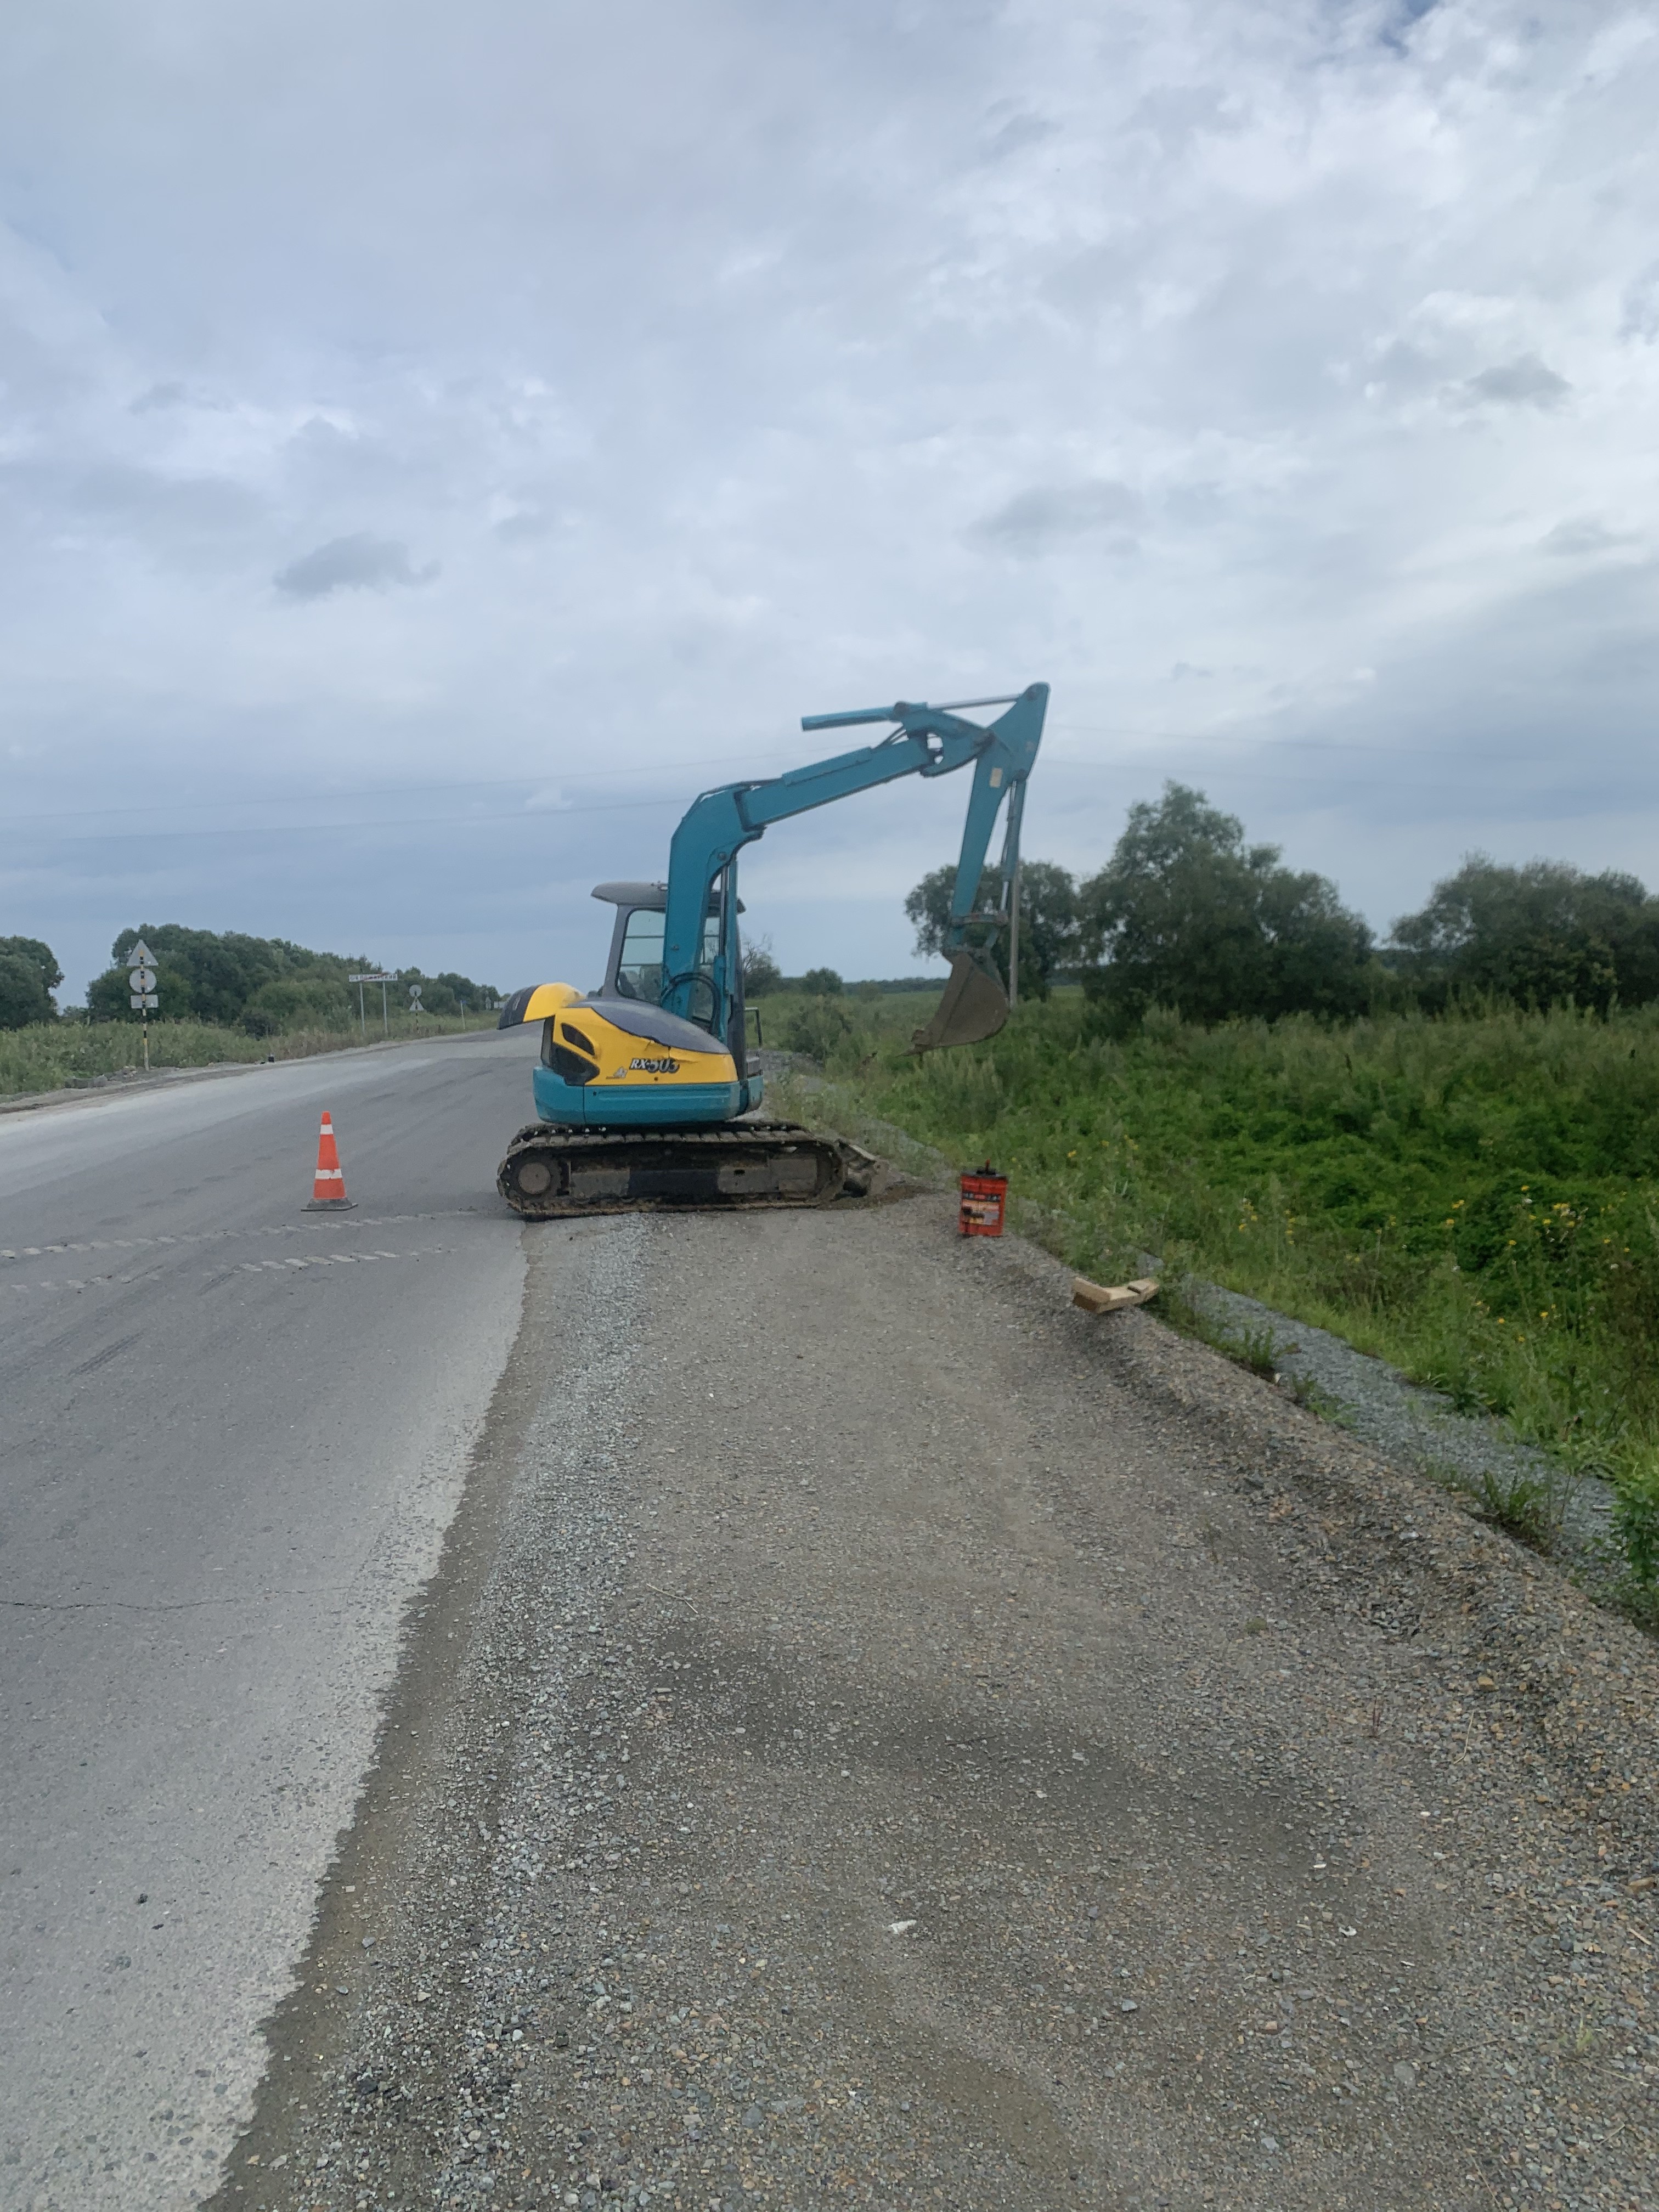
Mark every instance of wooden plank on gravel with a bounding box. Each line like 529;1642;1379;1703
1072;1272;1159;1314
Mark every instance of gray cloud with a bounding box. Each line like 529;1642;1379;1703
493;508;552;544
77;462;260;531
973;480;1141;552
273;534;437;601
1379;0;1441;51
1127;82;1233;151
1363;339;1442;399
980;109;1057;161
1460;354;1572;409
1541;518;1633;557
1620;264;1659;342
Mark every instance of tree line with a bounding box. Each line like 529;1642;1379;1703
0;923;500;1033
740;953;847;998
905;781;1659;1026
10;788;1654;1036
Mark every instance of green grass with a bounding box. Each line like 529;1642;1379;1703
752;986;944;1066
772;995;1659;1582
0;1012;500;1100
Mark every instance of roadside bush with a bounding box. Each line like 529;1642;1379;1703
398;969;498;1018
241;975;355;1035
1076;784;1376;1028
779;996;857;1063
1613;1454;1659;1585
765;988;922;1074
742;939;784;997
1391;855;1659;1013
0;937;63;1027
87;926;359;1028
81;924;501;1035
0;948;55;1029
905;859;1079;998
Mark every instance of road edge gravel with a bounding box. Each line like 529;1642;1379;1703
204;1192;1659;2212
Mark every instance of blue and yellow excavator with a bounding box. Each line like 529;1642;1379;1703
495;682;1048;1215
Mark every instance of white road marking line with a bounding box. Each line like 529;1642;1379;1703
0;1210;490;1271
2;1248;455;1296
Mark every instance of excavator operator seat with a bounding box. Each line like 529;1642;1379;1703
613;910;666;1003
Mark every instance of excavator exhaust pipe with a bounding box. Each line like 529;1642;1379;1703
910;951;1009;1054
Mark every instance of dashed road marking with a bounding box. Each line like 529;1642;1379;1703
4;1249;457;1295
232;1249;453;1274
0;1210;491;1271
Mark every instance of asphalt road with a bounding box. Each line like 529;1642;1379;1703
0;1030;537;2212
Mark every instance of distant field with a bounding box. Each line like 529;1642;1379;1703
0;1012;499;1101
777;994;1659;1510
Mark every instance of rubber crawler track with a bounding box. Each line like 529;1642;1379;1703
496;1121;878;1219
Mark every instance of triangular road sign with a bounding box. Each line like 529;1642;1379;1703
128;940;155;967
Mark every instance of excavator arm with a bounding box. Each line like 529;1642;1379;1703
661;682;1048;1052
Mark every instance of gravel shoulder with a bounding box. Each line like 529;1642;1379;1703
1182;1280;1616;1561
213;1194;1658;2212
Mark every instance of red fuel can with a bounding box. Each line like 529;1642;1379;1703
958;1163;1008;1237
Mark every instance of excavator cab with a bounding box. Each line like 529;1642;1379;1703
597;882;725;1026
594;879;750;1068
492;880;758;1143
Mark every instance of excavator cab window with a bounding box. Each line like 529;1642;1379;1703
615;906;721;1026
614;911;665;1002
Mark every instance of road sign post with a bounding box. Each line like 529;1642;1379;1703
408;981;422;1034
127;940;159;1072
348;972;396;1040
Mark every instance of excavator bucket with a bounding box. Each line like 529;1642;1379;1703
911;951;1009;1054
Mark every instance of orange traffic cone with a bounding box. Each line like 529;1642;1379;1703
303;1110;356;1212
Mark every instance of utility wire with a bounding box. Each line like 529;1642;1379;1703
0;718;1587;831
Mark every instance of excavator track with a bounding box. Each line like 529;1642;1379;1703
496;1120;880;1219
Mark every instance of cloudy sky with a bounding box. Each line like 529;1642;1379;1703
3;0;1657;1000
